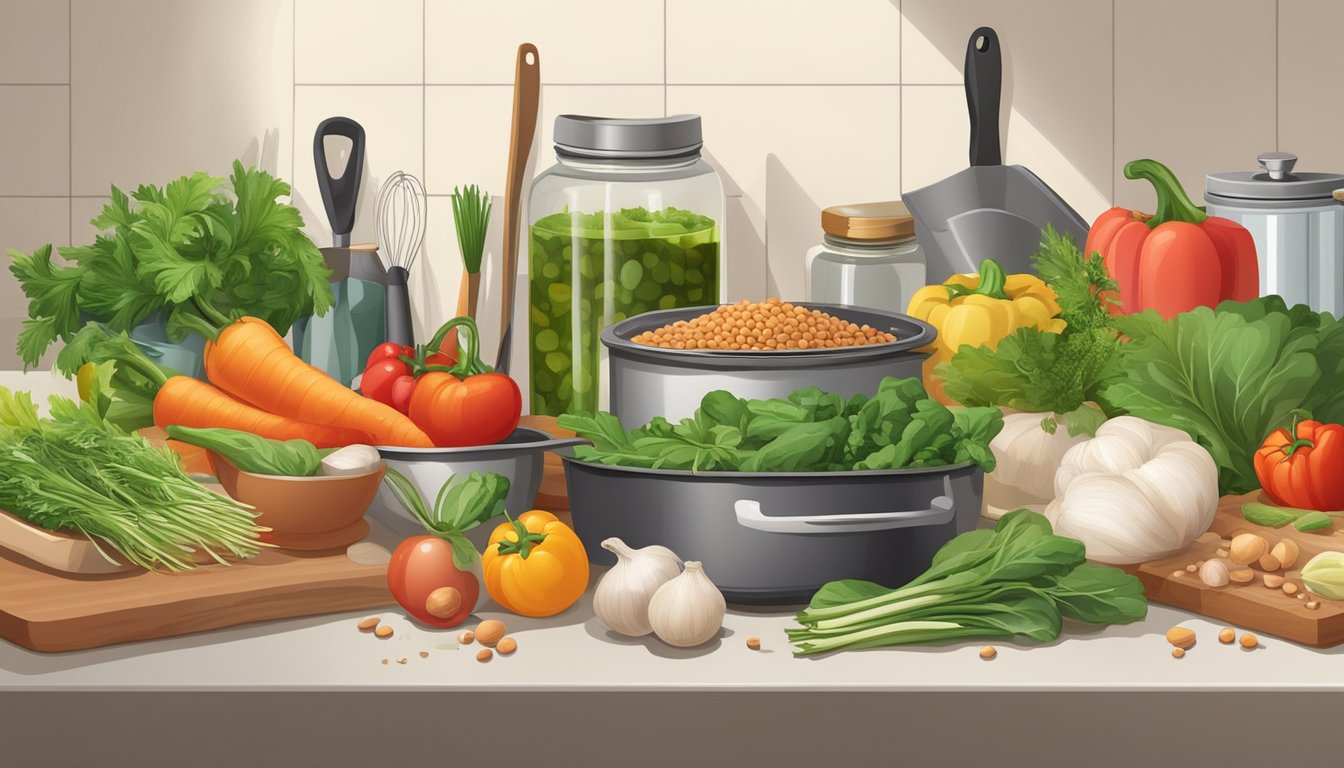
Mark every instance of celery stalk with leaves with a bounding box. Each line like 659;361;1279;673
787;510;1147;655
6;162;332;369
0;377;263;571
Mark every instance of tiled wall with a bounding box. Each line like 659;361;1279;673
0;0;1339;375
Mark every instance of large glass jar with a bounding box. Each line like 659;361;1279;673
528;114;726;416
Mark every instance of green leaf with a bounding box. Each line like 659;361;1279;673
1242;502;1306;528
432;471;511;531
1101;307;1321;495
1047;563;1148;624
444;530;480;571
1295;511;1334;532
1058;403;1107;437
806;579;891;610
15;317;58;369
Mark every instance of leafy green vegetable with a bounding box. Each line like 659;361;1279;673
1098;297;1337;495
0;386;262;571
164;425;325;477
450;184;492;275
787;510;1148;655
558;377;1003;473
1241;500;1338;532
7;162;332;369
383;469;510;570
939;225;1120;419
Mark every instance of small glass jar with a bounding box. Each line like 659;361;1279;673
805;201;925;314
528;114;726;416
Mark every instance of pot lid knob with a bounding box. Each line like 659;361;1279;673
1258;151;1298;180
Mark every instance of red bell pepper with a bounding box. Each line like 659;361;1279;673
1254;418;1344;511
1085;158;1258;319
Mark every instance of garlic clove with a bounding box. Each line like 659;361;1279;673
592;537;683;637
648;561;727;648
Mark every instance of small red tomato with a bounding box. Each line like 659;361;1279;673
387;535;479;628
361;358;411;407
367;342;414;368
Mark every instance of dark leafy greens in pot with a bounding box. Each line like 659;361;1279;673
557;377;1003;473
788;509;1148;655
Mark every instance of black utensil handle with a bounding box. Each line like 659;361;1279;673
965;26;1002;167
314;116;366;245
385;266;414;347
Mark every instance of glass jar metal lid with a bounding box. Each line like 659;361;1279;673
821;201;916;241
553;114;703;160
1206;152;1344;203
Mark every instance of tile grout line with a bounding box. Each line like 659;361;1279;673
663;0;667;117
291;0;296;204
423;0;427;191
898;0;902;201
67;0;72;244
1275;0;1279;150
1111;0;1116;206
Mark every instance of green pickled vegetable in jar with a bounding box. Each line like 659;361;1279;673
528;206;719;415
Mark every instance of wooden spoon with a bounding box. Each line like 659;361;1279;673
493;44;541;373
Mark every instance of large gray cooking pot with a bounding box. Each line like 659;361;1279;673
563;458;983;604
601;303;936;428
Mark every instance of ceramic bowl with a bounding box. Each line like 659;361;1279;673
209;453;387;552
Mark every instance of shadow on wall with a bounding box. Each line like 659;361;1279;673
765;154;819;300
900;0;1112;217
239;129;283;182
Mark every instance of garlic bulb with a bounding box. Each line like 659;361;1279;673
320;444;381;476
1044;416;1218;564
984;412;1092;519
592;538;683;637
647;561;726;648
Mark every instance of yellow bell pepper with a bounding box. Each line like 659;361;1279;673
76;362;96;403
907;258;1065;403
481;510;589;618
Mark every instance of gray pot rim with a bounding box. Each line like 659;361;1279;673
561;454;978;480
377;427;590;460
600;302;936;370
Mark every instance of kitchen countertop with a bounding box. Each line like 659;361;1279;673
4;370;1342;765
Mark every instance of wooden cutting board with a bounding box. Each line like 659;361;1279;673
0;540;394;653
1126;492;1344;647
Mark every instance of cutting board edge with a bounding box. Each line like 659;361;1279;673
12;579;396;653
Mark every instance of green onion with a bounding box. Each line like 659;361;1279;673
0;387;263;571
450;185;492;275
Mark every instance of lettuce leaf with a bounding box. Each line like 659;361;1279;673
1099;303;1321;495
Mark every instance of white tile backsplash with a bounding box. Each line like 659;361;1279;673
0;0;69;84
667;0;901;84
425;84;664;196
296;0;423;84
424;0;664;84
1114;0;1276;211
0;86;68;195
69;0;293;196
3;0;1343;374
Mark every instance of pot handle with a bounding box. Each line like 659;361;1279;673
733;476;956;534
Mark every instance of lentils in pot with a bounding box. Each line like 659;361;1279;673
631;298;897;351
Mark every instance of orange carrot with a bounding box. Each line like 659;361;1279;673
153;375;370;448
204;317;433;448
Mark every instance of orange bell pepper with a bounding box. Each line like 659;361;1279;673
481;510;589;617
1254;419;1344;511
1085;159;1258;319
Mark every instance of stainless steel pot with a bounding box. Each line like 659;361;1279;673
1205;152;1344;314
600;303;935;428
563;458;982;604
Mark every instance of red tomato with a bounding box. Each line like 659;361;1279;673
387;535;479;628
367;342;414;368
407;371;522;447
361;358;412;406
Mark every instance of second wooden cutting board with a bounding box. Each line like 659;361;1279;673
1125;492;1344;647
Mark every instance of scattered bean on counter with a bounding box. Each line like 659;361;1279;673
979;646;997;661
746;636;762;651
357;616;380;632
1171;647;1185;659
497;636;518;655
1219;627;1236;644
1166;626;1197;649
1239;632;1260;650
374;624;394;639
476;649;493;663
475;620;506;647
458;630;475;645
